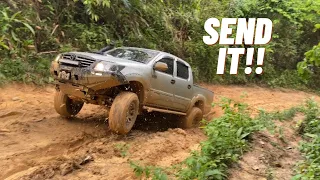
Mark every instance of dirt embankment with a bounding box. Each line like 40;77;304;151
0;84;319;180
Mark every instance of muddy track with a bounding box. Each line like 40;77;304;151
0;84;319;179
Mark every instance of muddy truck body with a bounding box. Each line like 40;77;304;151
50;47;213;134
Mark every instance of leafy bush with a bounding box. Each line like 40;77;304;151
0;56;53;85
298;43;320;90
267;70;307;89
293;99;320;180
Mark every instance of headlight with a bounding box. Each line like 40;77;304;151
54;54;61;62
93;61;125;72
94;62;106;72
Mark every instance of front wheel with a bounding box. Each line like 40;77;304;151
178;107;203;128
54;91;84;118
109;92;139;134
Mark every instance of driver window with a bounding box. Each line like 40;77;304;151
156;58;174;75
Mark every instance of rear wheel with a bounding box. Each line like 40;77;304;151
178;107;203;128
54;91;84;118
109;92;139;134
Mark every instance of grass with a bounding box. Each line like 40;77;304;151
293;99;320;180
130;161;169;180
114;143;130;158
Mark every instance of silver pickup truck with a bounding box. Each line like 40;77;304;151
50;47;213;134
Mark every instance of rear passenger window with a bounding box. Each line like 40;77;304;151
177;61;189;79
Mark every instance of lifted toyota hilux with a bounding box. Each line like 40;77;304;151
50;47;213;134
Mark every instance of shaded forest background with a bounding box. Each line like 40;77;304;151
0;0;319;90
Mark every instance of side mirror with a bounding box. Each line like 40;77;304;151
154;62;168;72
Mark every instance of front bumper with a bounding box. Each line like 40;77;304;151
50;61;127;93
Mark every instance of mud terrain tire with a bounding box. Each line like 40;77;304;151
109;92;139;134
54;91;84;117
178;107;203;128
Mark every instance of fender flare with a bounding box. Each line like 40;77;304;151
124;73;150;104
189;94;206;113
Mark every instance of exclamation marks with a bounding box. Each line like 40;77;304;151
245;48;254;74
244;48;265;75
255;48;265;74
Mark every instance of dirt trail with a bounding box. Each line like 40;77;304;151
0;84;319;180
229;115;304;180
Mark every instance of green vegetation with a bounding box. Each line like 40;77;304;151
294;99;320;180
298;43;320;89
0;56;53;85
130;161;169;180
0;0;319;89
114;142;130;157
177;99;262;179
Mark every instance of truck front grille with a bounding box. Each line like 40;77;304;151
61;54;96;68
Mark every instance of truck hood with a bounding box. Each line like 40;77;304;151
68;52;147;66
65;52;149;79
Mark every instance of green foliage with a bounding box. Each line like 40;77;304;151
74;0;111;21
0;7;35;54
267;70;307;89
0;0;319;90
114;143;130;157
297;43;320;84
293;136;320;180
0;56;53;85
271;106;303;121
293;99;320;180
178;99;266;180
299;99;320;135
235;0;320;89
130;161;169;180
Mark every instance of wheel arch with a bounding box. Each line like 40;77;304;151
190;95;206;113
125;74;149;104
128;81;145;104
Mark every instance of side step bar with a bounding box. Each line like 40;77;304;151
143;106;186;116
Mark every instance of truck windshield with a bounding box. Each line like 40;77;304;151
105;48;159;63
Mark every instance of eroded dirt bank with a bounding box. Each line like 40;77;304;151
0;84;319;180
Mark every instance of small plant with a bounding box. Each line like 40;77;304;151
130;161;168;180
293;99;320;180
278;127;286;143
273;106;304;121
114;143;130;158
266;167;274;180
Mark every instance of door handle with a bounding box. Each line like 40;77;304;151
171;79;175;84
188;85;191;89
